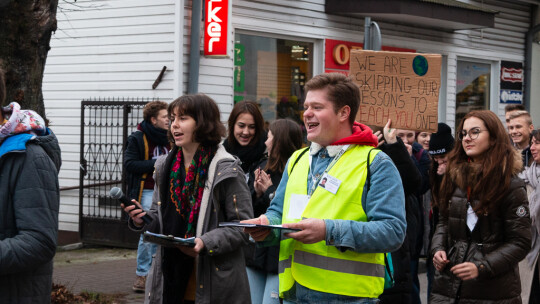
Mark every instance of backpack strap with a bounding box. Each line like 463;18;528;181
366;148;375;192
289;147;309;176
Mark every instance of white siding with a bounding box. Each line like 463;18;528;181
43;0;179;232
196;0;532;122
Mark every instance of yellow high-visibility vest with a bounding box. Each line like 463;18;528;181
278;145;385;298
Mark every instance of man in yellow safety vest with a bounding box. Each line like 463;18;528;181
244;73;406;303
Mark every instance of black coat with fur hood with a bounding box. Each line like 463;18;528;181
430;154;531;304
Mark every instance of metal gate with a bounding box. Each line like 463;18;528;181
79;99;151;248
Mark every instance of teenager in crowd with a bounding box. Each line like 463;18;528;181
431;110;531;303
505;104;526;127
223;101;267;181
124;100;171;292
124;94;253;304
396;128;431;304
416;131;431;151
425;122;454;302
246;119;303;304
244;73;406;303
508;110;534;168
375;120;422;304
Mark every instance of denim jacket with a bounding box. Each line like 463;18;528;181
265;145;406;253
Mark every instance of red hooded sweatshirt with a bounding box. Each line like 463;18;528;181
331;122;378;147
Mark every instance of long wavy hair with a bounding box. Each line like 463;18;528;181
438;110;517;214
265;119;303;174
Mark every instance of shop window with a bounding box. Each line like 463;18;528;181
455;61;490;129
234;34;313;127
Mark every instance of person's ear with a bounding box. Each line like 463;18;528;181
338;106;350;123
150;116;157;126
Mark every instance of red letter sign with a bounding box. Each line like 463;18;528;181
204;0;229;56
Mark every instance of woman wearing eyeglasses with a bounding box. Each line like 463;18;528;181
430;110;531;303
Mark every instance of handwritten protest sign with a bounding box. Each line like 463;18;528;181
350;50;441;132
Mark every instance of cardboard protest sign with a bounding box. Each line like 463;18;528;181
350;50;441;132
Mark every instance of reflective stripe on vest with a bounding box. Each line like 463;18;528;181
279;251;385;277
278;145;384;298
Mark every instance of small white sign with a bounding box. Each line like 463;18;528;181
288;194;310;220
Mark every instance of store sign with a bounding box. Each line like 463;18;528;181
500;61;523;104
500;90;523;103
501;67;523;83
350;50;441;132
204;0;229;56
325;39;415;75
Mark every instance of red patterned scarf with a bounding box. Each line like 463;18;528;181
169;146;215;237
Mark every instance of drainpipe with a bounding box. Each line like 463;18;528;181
524;23;540;111
188;0;202;94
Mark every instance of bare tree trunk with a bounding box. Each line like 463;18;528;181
0;0;58;121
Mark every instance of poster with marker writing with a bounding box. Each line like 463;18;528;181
350;50;441;133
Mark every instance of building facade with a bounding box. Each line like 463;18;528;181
42;0;538;243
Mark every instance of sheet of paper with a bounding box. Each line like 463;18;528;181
288;194;310;220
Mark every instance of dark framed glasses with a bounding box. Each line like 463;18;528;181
458;127;485;141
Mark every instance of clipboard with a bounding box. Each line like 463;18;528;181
219;222;301;233
143;231;196;247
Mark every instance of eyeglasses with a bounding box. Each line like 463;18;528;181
458;127;485;141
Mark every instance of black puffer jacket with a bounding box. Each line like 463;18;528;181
0;130;62;303
430;171;531;303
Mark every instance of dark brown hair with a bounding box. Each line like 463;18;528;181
304;73;359;125
438;110;517;214
227;101;265;147
265;119;303;174
143;100;168;122
504;104;525;113
168;94;225;147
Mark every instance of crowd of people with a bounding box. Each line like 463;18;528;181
121;73;538;304
1;68;539;303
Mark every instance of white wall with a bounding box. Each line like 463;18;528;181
43;0;179;231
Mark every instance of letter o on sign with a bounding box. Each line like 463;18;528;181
333;44;349;65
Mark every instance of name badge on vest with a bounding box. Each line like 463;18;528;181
318;173;341;195
288;194;310;219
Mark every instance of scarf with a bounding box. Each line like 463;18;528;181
223;133;267;172
519;163;540;267
0;102;46;143
139;120;169;146
169;145;215;238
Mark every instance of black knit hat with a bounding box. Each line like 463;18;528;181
429;123;454;156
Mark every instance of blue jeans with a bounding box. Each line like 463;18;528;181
246;267;280;304
136;189;157;276
283;282;380;304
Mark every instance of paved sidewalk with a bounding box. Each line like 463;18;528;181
52;245;429;304
53;245;145;303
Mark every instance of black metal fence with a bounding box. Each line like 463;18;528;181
79;98;152;248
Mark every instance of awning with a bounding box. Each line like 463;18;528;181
325;0;497;31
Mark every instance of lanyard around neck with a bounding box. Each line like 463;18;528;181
307;145;350;197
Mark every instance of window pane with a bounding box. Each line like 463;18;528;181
455;61;490;129
234;34;313;127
